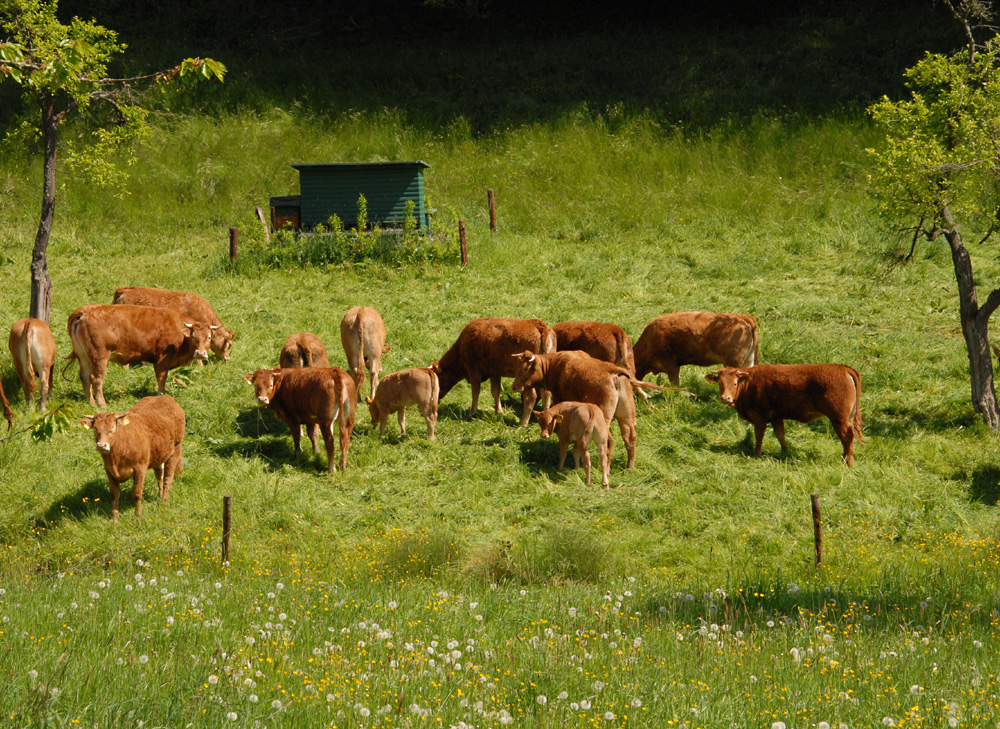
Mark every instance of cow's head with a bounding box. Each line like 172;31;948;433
244;368;283;405
210;326;235;361
366;394;381;423
533;409;563;439
511;351;543;393
182;321;214;361
705;367;750;407
81;412;130;452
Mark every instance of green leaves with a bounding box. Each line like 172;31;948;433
30;403;72;443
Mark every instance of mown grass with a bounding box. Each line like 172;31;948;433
2;97;1000;726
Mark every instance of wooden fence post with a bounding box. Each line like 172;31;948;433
222;494;232;564
487;189;497;232
255;207;271;246
459;220;468;268
229;227;239;263
811;493;822;568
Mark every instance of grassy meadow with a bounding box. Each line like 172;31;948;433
3;22;1000;725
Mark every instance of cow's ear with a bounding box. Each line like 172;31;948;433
532;410;543;417
116;414;130;425
554;414;564;423
243;372;254;383
737;371;751;382
705;371;720;383
80;415;94;430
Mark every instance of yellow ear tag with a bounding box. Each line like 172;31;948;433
120;417;130;426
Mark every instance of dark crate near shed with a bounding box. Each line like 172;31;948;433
270;161;431;231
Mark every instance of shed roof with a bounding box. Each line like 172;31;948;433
291;161;430;170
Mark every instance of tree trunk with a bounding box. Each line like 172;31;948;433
29;94;56;324
944;206;1000;430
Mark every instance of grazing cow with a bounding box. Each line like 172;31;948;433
67;305;213;407
340;306;390;400
534;401;611;489
553;321;635;374
279;332;331;369
8;317;57;412
705;363;863;465
633;312;759;385
80;395;185;523
433;317;557;427
244;366;356;473
113;286;235;362
368;366;440;440
0;380;10;432
512;351;667;468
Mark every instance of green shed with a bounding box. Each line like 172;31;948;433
291;161;431;230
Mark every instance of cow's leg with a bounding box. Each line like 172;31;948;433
108;478;122;524
557;432;570;470
397;407;407;437
321;420;337;473
772;419;787;451
162;444;182;500
289;420;303;459
577;443;593;485
337;411;353;471
831;415;855;466
617;417;637;469
519;387;538;428
39;362;52;413
77;357;95;406
92;358;111;408
490;376;503;414
155;463;166;497
751;420;767;457
665;362;681;387
131;468;146;520
420;400;437;441
468;374;482;417
308;423;320;454
379;410;389;439
598;440;610;489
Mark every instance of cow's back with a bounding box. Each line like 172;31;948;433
635;311;757;372
71;305;188;363
273;367;356;422
280;333;331;369
114;286;222;326
736;363;858;422
112;395;185;466
554;321;634;374
457;318;556;379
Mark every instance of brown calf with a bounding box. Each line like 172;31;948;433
9;317;57;412
80;395;185;523
67;305;213;407
534;401;611;489
705;363;863;465
244;367;356;473
634;312;759;385
553;321;635;374
512;351;666;468
368;366;440;440
113;286;234;362
340;306;390;400
279;332;331;369
434;317;557;427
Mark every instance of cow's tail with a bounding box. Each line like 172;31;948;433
849;367;864;445
619;332;637;376
111;288;127;305
427;365;441;404
296;343;310;368
62;312;86;382
750;319;761;365
542;326;557;355
15;321;36;394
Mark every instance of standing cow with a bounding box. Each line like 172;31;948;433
67;305;213;407
433;317;557;427
705;363;863;465
244;367;357;473
533;401;611;488
341;306;390;400
80;395;185;523
633;312;759;385
367;366;440;440
553;321;635;374
279;332;331;369
113;286;235;362
9;317;57;412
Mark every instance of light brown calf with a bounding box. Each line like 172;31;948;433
9;317;57;412
534;401;611;488
67;305;213;407
706;363;863;465
340;306;389;400
634;311;759;385
244;367;357;473
113;286;234;362
80;395;185;523
368;366;440;440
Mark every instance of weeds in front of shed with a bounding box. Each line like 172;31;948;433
238;196;461;271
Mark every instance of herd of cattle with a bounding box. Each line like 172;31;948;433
1;286;864;522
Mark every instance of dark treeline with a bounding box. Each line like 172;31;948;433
1;0;977;133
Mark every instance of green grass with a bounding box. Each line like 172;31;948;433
3;100;1000;726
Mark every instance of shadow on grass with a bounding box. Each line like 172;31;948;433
967;465;1000;506
215;408;335;472
865;400;976;439
36;478;113;527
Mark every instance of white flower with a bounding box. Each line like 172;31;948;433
568;607;577;617
279;613;287;621
766;620;775;628
631;698;642;707
276;583;284;590
28;670;38;680
604;712;615;721
388;601;398;609
580;699;591;710
882;718;895;727
537;695;547;705
209;675;219;685
772;723;786;729
570;703;580;710
215;582;222;590
750;675;758;683
594;681;605;691
948;719;958;728
166;616;174;626
245;636;255;645
226;712;237;721
272;699;282;710
89;591;100;599
974;639;983;648
359;707;370;717
249;695;258;703
50;688;60;698
818;723;830;729
910;685;921;694
138;655;149;664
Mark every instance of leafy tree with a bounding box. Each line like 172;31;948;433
867;2;1000;429
0;0;225;323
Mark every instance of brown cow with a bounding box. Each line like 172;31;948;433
553;321;635;374
433;317;557;427
9;317;57;412
368;366;440;440
244;366;356;473
279;333;331;369
67;305;213;407
340;306;390;400
633;312;759;385
512;351;667;468
705;363;863;465
80;395;185;523
113;286;235;362
534;401;611;489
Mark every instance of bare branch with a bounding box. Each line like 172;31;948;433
978;287;1000;323
904;217;926;262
